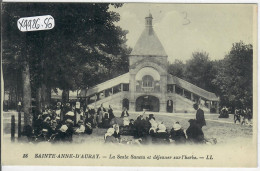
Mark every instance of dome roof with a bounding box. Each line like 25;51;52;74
130;13;167;57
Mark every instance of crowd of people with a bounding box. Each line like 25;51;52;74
21;101;215;145
103;103;212;145
218;106;253;125
23;102;116;143
234;107;252;125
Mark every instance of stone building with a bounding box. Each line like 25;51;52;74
79;13;219;113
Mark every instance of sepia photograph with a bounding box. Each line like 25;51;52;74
1;2;258;168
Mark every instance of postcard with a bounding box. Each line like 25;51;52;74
1;2;257;168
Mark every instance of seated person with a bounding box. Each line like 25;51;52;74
55;125;68;142
36;128;50;142
186;119;205;144
152;123;169;144
104;125;120;143
41;117;52;132
75;120;85;134
129;119;135;129
113;124;121;141
149;118;158;135
65;110;75;121
64;119;74;142
49;120;59;140
170;122;186;144
85;122;93;135
102;112;111;128
34;115;43;135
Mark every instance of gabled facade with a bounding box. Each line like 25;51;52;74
79;13;219;113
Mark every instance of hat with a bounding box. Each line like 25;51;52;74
44;117;51;122
157;123;166;133
173;123;182;131
65;119;73;124
193;103;199;109
66;111;74;116
86;122;92;127
78;120;84;124
60;125;68;132
42;129;48;132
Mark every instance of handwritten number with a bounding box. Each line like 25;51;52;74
17;16;54;31
44;17;53;28
18;19;24;30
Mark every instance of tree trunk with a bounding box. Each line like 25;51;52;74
41;84;47;108
22;60;32;126
46;86;51;107
36;87;42;113
62;89;69;103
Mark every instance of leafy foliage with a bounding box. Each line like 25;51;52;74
2;3;130;94
168;42;253;109
212;42;253;108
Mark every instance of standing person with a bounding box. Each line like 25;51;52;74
234;108;241;124
97;104;106;128
75;100;81;114
193;103;206;128
121;107;129;118
108;105;115;119
121;107;130;126
17;99;22;112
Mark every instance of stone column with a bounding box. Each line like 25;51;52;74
121;84;123;92
216;101;219;114
160;74;167;113
191;93;194;101
160;101;167;113
173;85;176;93
129;73;136;112
208;101;211;110
129;100;136;111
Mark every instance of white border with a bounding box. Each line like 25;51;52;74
1;0;259;171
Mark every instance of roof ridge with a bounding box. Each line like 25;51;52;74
168;74;219;101
171;74;215;95
88;72;129;90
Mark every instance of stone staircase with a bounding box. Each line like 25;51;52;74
174;93;210;113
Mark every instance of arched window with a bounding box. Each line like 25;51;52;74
142;75;154;87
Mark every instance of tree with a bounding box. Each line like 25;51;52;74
2;3;130;126
184;51;217;92
168;59;186;78
212;41;253;109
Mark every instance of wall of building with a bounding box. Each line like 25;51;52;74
174;94;210;113
87;92;130;111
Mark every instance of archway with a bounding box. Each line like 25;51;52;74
136;95;159;112
167;100;173;113
122;98;129;110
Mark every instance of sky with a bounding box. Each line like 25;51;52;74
111;3;255;63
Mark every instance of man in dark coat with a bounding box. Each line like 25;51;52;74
193;103;206;128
